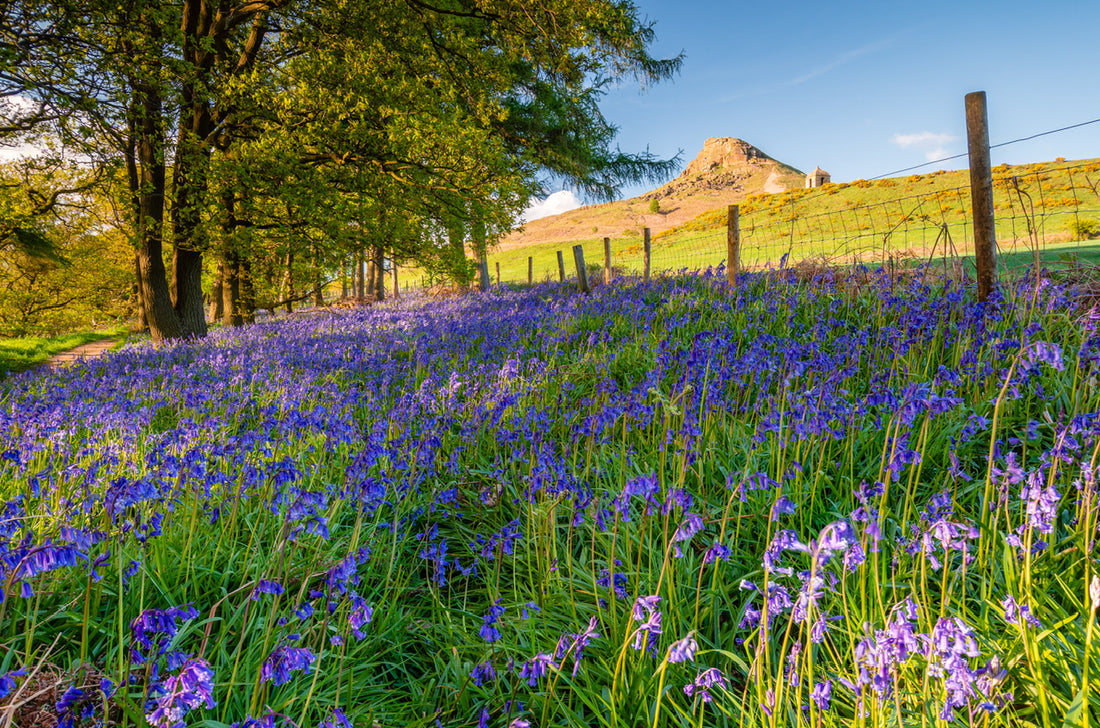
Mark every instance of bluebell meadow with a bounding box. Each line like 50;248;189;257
0;266;1097;726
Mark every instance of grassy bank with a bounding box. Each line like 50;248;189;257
0;326;130;375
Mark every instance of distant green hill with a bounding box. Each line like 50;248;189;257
488;157;1100;283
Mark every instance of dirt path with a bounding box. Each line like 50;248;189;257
44;339;118;369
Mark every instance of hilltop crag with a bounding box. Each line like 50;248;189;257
500;137;805;249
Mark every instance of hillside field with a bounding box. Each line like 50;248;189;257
485;158;1100;284
1;269;1099;726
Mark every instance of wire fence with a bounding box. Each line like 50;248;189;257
491;158;1100;286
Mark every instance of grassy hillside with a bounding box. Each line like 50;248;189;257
487;158;1100;283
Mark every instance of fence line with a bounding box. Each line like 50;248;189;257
494;157;1100;287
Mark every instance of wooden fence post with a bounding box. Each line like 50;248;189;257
727;204;740;286
966;91;997;301
392;262;399;299
527;256;533;285
643;228;651;282
573;245;589;293
495;261;501;286
557;250;566;281
603;237;612;284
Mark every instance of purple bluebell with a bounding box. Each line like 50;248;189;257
319;708;352;728
703;542;731;563
683;667;727;703
470;661;496;687
770;496;796;521
518;653;554;686
250;579;285;600
145;658;216;728
261;645;316;686
131;604;199;664
668;632;698;663
0;668;26;700
1002;595;1041;628
928;616;981;721
479;599;505;643
348;594;373;640
810;679;833;711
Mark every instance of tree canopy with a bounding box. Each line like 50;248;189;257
0;0;680;339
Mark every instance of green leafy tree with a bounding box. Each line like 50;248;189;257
1;0;680;339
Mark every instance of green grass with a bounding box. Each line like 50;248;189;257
0;326;130;374
487;157;1100;282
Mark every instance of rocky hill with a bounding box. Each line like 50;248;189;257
499;137;806;249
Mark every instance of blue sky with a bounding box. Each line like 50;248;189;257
529;0;1099;217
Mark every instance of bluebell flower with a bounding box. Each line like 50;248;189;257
0;668;26;700
1002;595;1041;628
261;645;316;686
348;594;373;640
470;661;496;687
684;667;727;703
703;542;731;563
319;708;352;728
131;604;199;664
810;679;833;711
770;496;796;521
479;599;505;643
250;579;285;600
519;653;554;686
145;658;216;728
668;632;698;663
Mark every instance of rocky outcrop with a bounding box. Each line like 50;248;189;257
500;136;805;248
642;138;800;200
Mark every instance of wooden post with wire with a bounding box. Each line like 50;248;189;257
604;237;612;284
495;261;501;286
556;250;565;281
965;91;997;301
573;245;590;293
643;228;651;282
527;256;533;285
727;204;740;286
392;262;399;299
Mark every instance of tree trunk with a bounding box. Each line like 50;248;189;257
356;249;365;299
127;35;183;342
132;253;148;331
211;264;224;322
170;125;210;336
239;256;255;324
282;251;294;313
372;245;385;301
312;247;324;306
221;253;241;326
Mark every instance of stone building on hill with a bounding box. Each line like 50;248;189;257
805;167;831;188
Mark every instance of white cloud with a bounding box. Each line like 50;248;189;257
521;190;582;223
891;131;957;148
891;132;959;163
